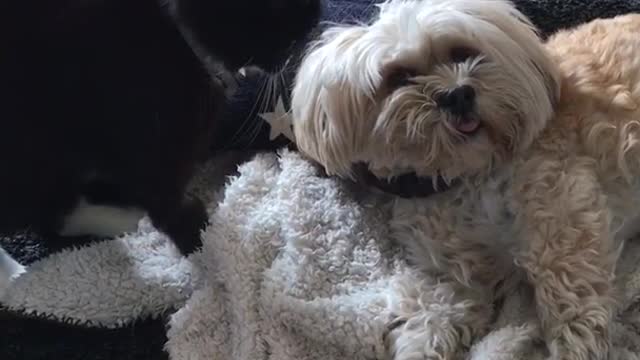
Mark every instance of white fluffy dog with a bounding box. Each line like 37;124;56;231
292;0;640;359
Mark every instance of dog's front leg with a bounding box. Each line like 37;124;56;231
513;156;613;360
387;201;497;360
385;274;492;360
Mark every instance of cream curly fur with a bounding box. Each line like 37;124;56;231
291;0;640;359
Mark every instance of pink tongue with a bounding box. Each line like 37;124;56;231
456;117;481;133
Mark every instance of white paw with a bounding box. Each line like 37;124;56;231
0;246;25;300
385;277;488;360
60;198;145;238
387;316;464;360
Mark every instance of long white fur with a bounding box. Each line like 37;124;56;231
292;0;559;181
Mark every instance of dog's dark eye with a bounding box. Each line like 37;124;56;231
450;46;479;63
385;67;417;89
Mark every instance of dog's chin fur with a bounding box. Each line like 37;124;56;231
292;0;559;183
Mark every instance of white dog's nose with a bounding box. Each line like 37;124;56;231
436;85;476;115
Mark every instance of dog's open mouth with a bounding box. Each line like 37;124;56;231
455;116;482;134
352;163;456;198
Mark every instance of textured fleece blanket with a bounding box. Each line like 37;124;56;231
4;0;640;359
5;150;640;360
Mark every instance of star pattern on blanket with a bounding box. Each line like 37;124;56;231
258;96;295;141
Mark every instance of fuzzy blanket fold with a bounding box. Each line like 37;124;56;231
167;151;400;359
5;151;640;359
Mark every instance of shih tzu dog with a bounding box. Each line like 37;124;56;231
0;0;320;256
292;0;640;359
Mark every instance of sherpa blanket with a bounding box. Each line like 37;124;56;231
4;1;640;359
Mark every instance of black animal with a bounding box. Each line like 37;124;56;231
0;0;321;255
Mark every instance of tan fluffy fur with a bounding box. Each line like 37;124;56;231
291;1;640;359
511;14;640;359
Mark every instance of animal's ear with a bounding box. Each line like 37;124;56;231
532;53;561;109
484;0;561;108
509;3;562;108
291;25;379;179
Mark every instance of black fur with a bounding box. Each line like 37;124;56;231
0;0;321;254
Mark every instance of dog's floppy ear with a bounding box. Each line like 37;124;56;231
489;0;561;139
292;25;382;178
518;28;561;138
534;55;561;109
498;0;561;108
